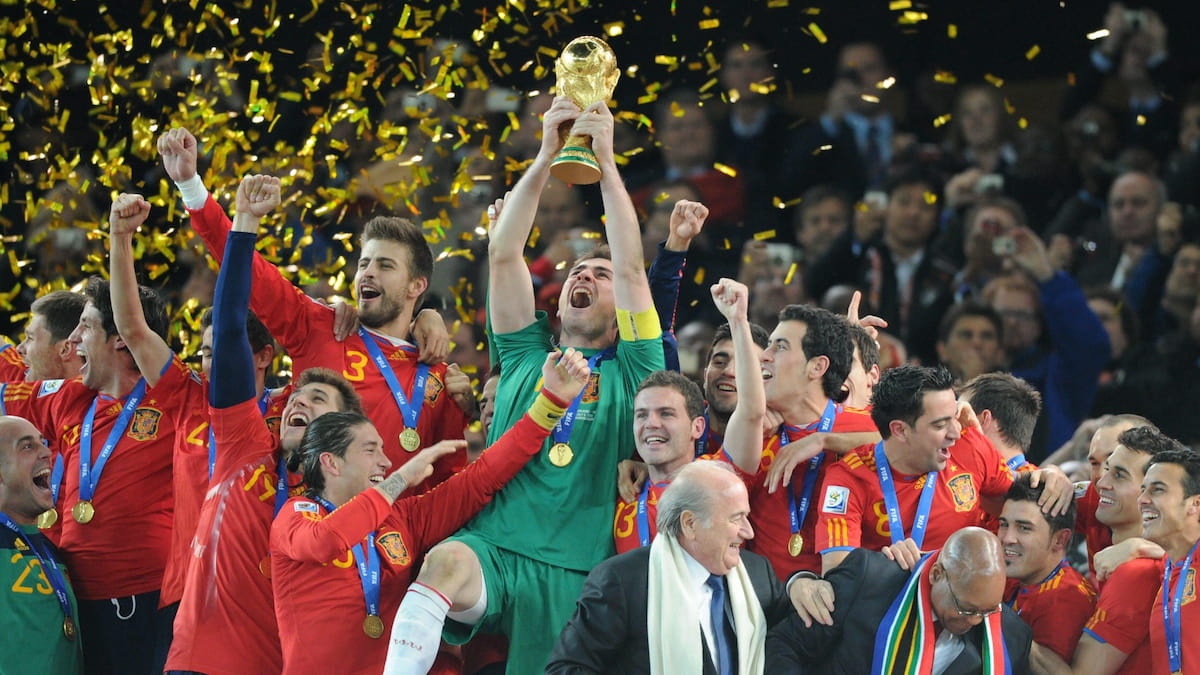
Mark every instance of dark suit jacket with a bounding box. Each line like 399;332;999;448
546;546;793;674
766;549;1031;674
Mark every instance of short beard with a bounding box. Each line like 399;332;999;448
358;301;404;329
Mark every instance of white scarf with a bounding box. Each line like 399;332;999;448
646;534;767;674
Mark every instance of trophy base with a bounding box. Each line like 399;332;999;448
550;147;602;185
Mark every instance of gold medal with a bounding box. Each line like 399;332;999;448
63;617;76;641
549;443;574;467
72;501;95;525
363;614;385;639
259;556;272;578
788;533;804;557
36;508;58;530
399;428;421;452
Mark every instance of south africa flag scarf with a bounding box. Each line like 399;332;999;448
870;552;1010;674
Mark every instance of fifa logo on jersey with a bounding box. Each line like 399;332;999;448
128;408;163;441
378;531;411;566
581;372;601;404
948;473;978;512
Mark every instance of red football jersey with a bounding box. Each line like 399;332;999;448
270;413;551;675
0;356;199;599
748;406;878;578
816;426;1014;556
612;452;755;555
1149;555;1198;675
0;343;27;381
1008;562;1097;661
189;197;468;489
166;396;304;675
1083;558;1159;674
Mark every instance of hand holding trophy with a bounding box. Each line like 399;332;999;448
550;36;620;185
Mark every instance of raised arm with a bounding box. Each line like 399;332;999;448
108;193;172;386
711;279;764;474
572;102;653;314
210;174;282;409
487;97;582;334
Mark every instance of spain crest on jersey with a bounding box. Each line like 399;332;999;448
581;371;601;404
265;415;281;436
424;373;444;404
948;473;978;512
128;407;163;441
1185;568;1197;605
378;531;411;566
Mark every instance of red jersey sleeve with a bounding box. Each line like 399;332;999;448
211;397;282;485
0;379;82;445
271;491;393;564
189;196;333;364
1084;558;1161;656
815;453;865;553
396;413;550;553
1021;569;1097;661
0;343;27;381
960;426;1014;501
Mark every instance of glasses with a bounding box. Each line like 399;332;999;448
944;577;1002;618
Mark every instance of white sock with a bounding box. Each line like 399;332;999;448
383;582;452;675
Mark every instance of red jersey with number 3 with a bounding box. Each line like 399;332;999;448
188;197;468;489
747;406;878;578
815;426;1013;556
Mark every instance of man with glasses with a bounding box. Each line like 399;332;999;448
767;526;1033;672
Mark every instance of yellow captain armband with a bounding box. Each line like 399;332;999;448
616;307;662;342
528;392;569;431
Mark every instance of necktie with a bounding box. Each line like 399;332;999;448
706;574;733;675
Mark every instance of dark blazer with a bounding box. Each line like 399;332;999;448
766;549;1032;674
546;546;794;674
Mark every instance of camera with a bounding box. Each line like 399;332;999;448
975;173;1005;194
992;235;1017;257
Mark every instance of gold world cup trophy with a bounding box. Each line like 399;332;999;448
550;36;620;185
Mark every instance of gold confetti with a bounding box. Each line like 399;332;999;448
948;24;958;38
753;230;777;241
1025;45;1040;60
807;22;827;43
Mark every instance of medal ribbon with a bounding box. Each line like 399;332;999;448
273;453;290;518
312;496;381;618
1162;539;1199;674
1005;454;1029;473
209;389;273;480
874;441;938;548
358;328;427;434
0;512;73;625
786;400;839;538
49;453;64;507
695;411;710;458
550;348;615;446
78;378;147;502
636;481;669;548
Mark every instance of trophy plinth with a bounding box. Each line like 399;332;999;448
550;36;619;186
